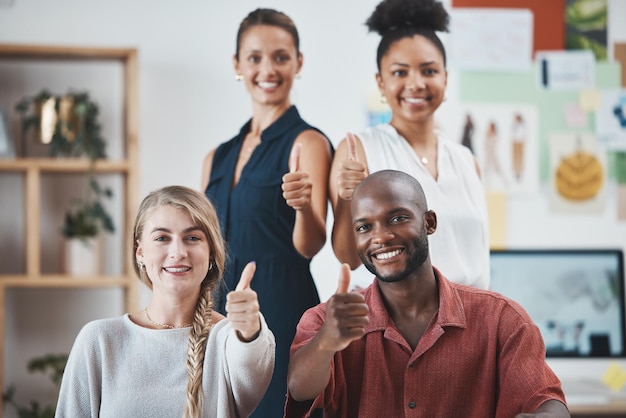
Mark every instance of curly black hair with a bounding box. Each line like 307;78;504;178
366;0;450;70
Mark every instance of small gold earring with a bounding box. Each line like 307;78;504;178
380;95;387;104
235;74;243;81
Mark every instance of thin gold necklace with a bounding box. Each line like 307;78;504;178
144;307;192;329
415;136;437;165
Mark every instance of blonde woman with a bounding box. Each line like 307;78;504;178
56;186;275;418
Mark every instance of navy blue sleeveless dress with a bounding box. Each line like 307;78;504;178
206;106;330;417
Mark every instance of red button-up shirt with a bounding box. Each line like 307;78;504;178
285;269;566;418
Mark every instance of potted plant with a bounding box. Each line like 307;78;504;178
16;90;115;275
16;90;108;159
2;353;68;418
62;175;115;275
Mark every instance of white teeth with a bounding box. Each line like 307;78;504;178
404;97;425;104
374;249;401;260
164;267;190;273
258;81;278;89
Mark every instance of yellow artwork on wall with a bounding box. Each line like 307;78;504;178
549;132;607;213
555;150;604;200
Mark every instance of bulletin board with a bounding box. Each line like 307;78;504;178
458;62;621;181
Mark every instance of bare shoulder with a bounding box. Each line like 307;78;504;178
294;129;332;158
200;148;217;191
202;148;217;170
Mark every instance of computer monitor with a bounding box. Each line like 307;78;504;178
489;249;626;358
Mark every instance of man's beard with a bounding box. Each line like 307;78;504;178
359;232;429;283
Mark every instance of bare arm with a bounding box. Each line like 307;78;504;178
282;130;332;259
329;133;368;269
287;328;338;401
514;400;570;418
288;265;369;400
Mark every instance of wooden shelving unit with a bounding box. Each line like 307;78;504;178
0;44;139;413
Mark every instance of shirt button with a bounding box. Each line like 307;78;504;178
408;401;416;409
409;362;415;368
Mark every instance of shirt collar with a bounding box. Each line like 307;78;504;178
237;105;300;144
434;267;467;329
363;267;467;334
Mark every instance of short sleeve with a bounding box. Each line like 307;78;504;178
284;305;334;418
495;304;567;417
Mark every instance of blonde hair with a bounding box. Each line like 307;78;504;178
132;185;226;417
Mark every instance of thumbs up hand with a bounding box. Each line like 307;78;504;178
282;143;313;211
337;133;367;201
318;264;369;352
226;262;261;342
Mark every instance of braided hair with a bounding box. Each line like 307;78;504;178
132;185;226;418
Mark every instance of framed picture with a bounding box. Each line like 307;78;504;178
0;107;15;158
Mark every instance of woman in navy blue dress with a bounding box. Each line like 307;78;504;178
201;8;333;417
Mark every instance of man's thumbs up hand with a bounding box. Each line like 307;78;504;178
318;264;369;352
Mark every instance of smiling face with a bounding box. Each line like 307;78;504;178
351;173;435;283
376;35;447;130
135;205;211;297
234;24;302;108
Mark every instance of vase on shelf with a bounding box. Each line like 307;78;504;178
63;237;102;276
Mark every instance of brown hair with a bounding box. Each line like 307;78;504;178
235;8;300;60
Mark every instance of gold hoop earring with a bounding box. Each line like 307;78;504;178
235;74;243;81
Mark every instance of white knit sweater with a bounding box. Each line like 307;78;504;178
55;313;275;418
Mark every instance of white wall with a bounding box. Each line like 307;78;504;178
1;0;626;413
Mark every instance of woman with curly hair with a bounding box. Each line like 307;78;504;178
330;0;490;290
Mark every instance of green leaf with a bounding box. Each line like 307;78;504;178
17;89;115;239
3;354;67;418
15;99;30;114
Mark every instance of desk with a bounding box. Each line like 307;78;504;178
562;378;626;417
570;402;626;417
566;391;626;417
